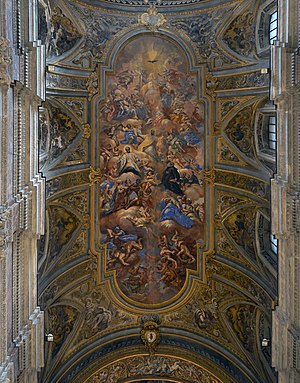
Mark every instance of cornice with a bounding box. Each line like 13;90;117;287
69;0;240;14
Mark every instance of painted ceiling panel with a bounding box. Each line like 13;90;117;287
38;0;277;382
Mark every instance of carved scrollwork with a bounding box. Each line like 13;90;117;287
213;122;221;136
203;168;216;184
89;167;102;186
206;72;219;100
216;72;269;90
68;4;137;68
87;71;98;100
46;73;87;90
88;355;224;383
169;7;240;68
220;100;239;119
224;106;254;158
82;123;91;139
218;140;246;164
139;5;167;31
215;171;268;199
223;12;256;58
57;98;86;122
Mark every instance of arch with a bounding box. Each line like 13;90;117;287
49;331;263;383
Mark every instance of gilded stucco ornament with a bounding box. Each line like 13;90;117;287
206;72;219;100
220;100;239;119
87;71;98;100
214;213;222;230
39;0;276;381
89;167;102;185
224;106;255;158
139;5;167;30
203;168;216;184
55;98;86;123
86;355;227;383
141;321;161;353
169;6;241;68
216;72;269;90
215;171;268;199
213;122;221;136
218;139;248;165
46;72;87;89
56;140;88;168
223;11;256;59
82;123;91;139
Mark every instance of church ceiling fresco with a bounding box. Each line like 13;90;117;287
97;35;204;305
38;0;277;382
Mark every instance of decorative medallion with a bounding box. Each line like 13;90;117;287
140;321;161;353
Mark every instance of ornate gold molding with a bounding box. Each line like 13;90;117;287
139;5;167;31
203;168;216;184
213;122;221;136
82;123;91;139
206;72;218;101
87;71;98;100
89;167;101;185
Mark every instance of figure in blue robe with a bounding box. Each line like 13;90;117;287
183;132;201;146
159;198;194;229
120;130;138;145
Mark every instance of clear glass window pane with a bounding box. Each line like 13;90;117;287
270;234;278;254
268;115;277;150
269;11;278;44
269;116;276;124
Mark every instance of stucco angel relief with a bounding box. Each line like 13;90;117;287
97;35;205;305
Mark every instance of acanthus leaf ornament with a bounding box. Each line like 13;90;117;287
213;122;221;136
89;167;102;186
82;123;91;139
87;71;98;101
206;72;218;101
203;168;216;184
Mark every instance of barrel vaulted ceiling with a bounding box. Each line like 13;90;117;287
38;0;277;382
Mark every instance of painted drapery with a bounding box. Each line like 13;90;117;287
99;35;204;304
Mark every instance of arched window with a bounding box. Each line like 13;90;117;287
256;1;277;54
254;102;277;171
